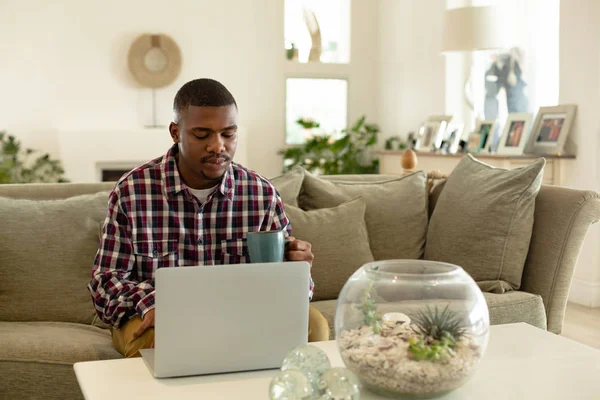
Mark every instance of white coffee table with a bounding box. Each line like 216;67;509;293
74;323;600;399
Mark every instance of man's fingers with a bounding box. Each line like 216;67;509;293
287;240;310;251
287;250;314;262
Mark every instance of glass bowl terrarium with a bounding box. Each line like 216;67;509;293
335;260;490;399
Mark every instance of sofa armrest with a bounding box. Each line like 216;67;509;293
521;185;600;334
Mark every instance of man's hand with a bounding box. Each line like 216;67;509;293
133;309;155;347
285;236;314;269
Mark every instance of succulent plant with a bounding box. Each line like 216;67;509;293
411;304;467;342
407;332;457;361
407;305;468;362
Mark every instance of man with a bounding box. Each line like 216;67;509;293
88;78;329;358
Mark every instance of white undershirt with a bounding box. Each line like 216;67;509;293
188;185;219;204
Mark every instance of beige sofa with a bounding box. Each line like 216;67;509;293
1;174;599;400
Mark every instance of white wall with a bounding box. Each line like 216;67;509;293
377;0;447;141
0;0;379;180
558;0;600;307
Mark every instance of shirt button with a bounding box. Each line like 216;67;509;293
152;249;158;257
197;239;203;245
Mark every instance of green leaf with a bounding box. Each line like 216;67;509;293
351;115;366;132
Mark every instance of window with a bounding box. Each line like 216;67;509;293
284;0;350;63
286;78;348;145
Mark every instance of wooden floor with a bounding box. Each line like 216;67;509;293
561;302;600;349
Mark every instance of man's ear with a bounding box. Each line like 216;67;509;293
169;122;180;143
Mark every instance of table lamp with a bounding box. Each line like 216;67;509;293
442;6;506;127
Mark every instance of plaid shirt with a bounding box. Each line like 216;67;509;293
88;144;313;328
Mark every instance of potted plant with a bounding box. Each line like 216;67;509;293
279;116;379;175
0;132;68;184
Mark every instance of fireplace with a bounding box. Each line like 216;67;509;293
96;162;141;182
101;169;131;182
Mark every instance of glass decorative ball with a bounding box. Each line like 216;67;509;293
269;369;314;400
318;367;361;400
281;344;331;395
335;260;490;398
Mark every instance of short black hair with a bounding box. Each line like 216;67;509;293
173;78;237;121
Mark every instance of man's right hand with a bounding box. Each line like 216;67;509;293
132;309;155;345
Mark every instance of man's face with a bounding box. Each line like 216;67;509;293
169;104;238;189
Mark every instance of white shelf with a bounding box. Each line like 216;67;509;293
284;60;351;78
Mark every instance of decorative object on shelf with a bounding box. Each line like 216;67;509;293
303;8;322;62
407;132;417;149
319;367;361;400
446;123;465;154
269;369;314;399
467;132;483;154
496;113;533;155
384;136;407;150
279;116;379;175
416;115;453;153
524;105;577;156
483;47;529;120
475;119;497;153
281;345;332;395
286;42;299;60
0;132;68;184
335;260;490;398
400;149;417;176
127;33;182;128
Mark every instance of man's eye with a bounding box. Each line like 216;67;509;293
194;134;208;139
223;132;237;138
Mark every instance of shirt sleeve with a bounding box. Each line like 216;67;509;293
266;192;315;301
88;189;155;328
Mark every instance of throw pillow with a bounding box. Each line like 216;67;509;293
286;197;375;301
424;154;545;293
270;166;305;207
299;171;429;260
0;191;110;324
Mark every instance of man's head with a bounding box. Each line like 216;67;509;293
169;78;238;189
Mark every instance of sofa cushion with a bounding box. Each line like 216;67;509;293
312;290;546;340
269;166;304;207
0;191;110;323
0;322;120;400
424;155;545;293
299;171;429;260
286;197;374;301
483;291;546;330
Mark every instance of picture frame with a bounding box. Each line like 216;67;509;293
467;132;482;153
445;123;465;154
416;115;453;152
496;113;533;155
475;120;497;153
524;105;577;155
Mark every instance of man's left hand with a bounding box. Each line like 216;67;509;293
285;236;314;269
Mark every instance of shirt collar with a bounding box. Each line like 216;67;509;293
162;144;234;201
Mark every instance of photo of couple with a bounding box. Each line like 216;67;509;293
505;120;525;147
536;115;566;143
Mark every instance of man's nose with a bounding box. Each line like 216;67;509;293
206;134;225;154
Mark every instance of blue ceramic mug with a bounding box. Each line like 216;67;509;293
247;230;288;263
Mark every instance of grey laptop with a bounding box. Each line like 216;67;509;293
140;261;310;378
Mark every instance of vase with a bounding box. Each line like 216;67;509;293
335;260;490;399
